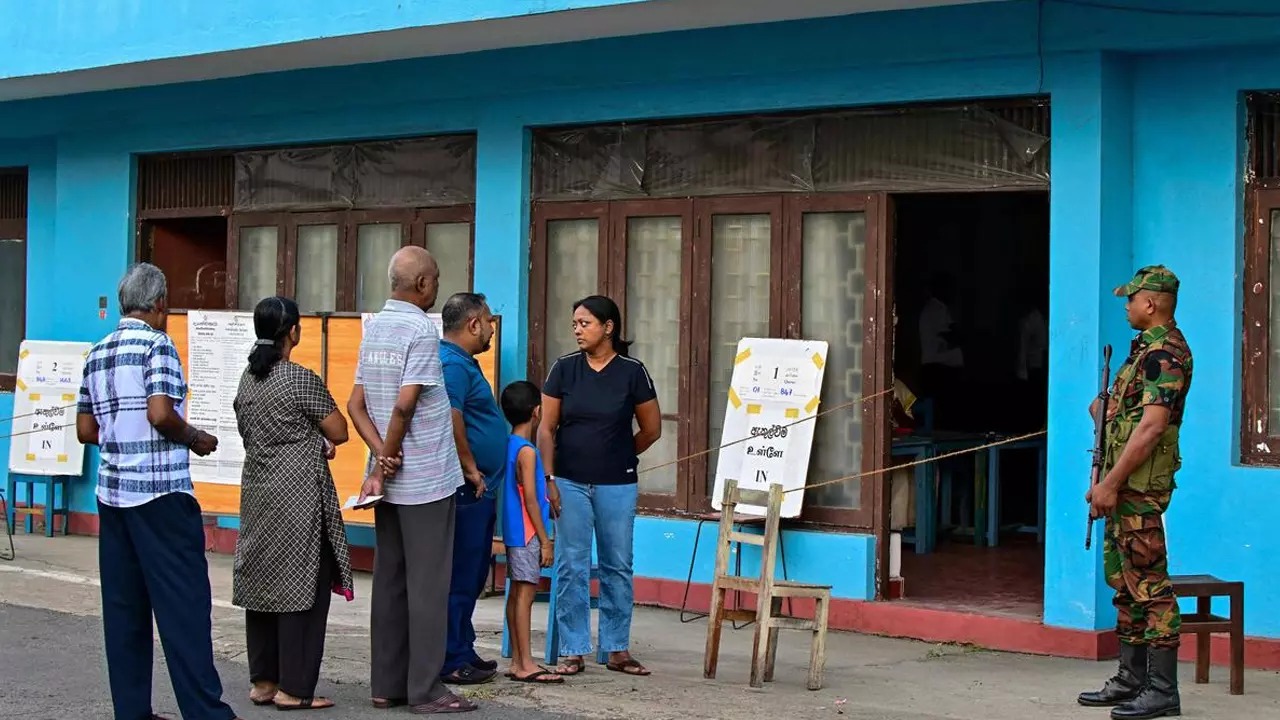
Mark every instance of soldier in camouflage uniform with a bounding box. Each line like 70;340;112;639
1077;266;1192;720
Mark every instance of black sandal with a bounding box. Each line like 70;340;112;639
276;697;334;711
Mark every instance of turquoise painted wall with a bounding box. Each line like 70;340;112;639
2;0;1279;626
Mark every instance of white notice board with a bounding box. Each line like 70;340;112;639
711;338;829;519
7;340;92;477
185;311;255;486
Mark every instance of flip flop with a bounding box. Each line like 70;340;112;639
606;658;651;676
511;669;564;684
554;658;585;676
275;697;334;711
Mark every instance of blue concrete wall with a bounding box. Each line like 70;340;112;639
2;0;1280;625
1;0;653;80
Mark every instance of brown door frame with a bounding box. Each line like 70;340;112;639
528;202;610;385
286;212;349;312
607;199;696;512
688;195;785;513
226;213;289;309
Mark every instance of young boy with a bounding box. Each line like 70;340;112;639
499;380;563;684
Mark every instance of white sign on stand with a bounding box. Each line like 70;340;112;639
7;340;92;477
711;337;829;519
185;311;255;486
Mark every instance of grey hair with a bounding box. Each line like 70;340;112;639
441;292;488;333
118;262;168;315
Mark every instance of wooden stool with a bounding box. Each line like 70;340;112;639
1170;574;1244;695
703;480;831;690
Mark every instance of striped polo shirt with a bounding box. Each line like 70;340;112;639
77;318;193;508
356;299;461;506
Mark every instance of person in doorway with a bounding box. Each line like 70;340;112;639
346;246;476;714
538;295;662;678
499;380;563;685
76;262;241;720
917;273;964;427
438;292;506;686
1016;290;1049;430
231;296;355;711
1078;265;1192;720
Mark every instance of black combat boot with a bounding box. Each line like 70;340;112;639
1111;646;1181;719
1078;643;1147;707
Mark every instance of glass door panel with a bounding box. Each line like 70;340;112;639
625;215;683;496
356;222;404;312
544;218;600;365
425;221;472;305
295;223;339;313
706;213;773;487
237;225;279;310
800;211;867;510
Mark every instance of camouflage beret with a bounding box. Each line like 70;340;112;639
1114;265;1180;297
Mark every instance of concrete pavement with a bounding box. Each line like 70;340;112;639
1;534;1277;719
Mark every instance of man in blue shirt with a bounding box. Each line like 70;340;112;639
438;292;509;684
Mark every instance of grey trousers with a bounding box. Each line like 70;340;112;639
371;496;456;705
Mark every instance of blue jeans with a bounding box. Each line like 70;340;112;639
443;489;497;675
554;479;637;657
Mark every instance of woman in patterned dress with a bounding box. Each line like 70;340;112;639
232;296;355;711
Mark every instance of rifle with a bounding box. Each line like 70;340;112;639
1085;344;1113;550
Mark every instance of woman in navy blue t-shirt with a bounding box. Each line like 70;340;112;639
537;295;661;677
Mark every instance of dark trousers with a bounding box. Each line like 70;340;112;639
245;544;334;698
443;491;497;675
98;493;236;720
371;497;455;705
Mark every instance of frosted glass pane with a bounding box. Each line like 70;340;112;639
295;224;338;313
802;212;866;510
0;237;23;374
426;222;471;306
357;224;402;313
626;216;682;495
708;214;772;487
545;219;599;367
237;226;278;310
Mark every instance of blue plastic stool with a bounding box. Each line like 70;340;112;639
500;542;608;666
5;474;69;537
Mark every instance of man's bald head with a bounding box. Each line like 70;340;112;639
388;246;441;311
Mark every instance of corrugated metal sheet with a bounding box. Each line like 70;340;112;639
137;153;235;212
0;169;27;220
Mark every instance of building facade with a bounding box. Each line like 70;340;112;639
2;0;1279;667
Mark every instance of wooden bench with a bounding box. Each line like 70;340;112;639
1170;574;1244;695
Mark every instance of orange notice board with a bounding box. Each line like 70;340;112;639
168;311;501;526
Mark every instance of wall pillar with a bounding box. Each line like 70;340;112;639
473;109;531;388
1043;52;1135;631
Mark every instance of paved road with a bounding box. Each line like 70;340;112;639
0;603;583;720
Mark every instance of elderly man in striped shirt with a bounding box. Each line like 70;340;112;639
76;263;241;720
347;246;475;714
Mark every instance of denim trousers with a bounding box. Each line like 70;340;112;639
553;478;637;656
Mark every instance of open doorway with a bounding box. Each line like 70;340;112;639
889;191;1049;619
140;216;229;310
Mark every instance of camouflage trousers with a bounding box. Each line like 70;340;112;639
1103;490;1181;648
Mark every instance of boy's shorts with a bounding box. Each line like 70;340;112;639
506;537;543;584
